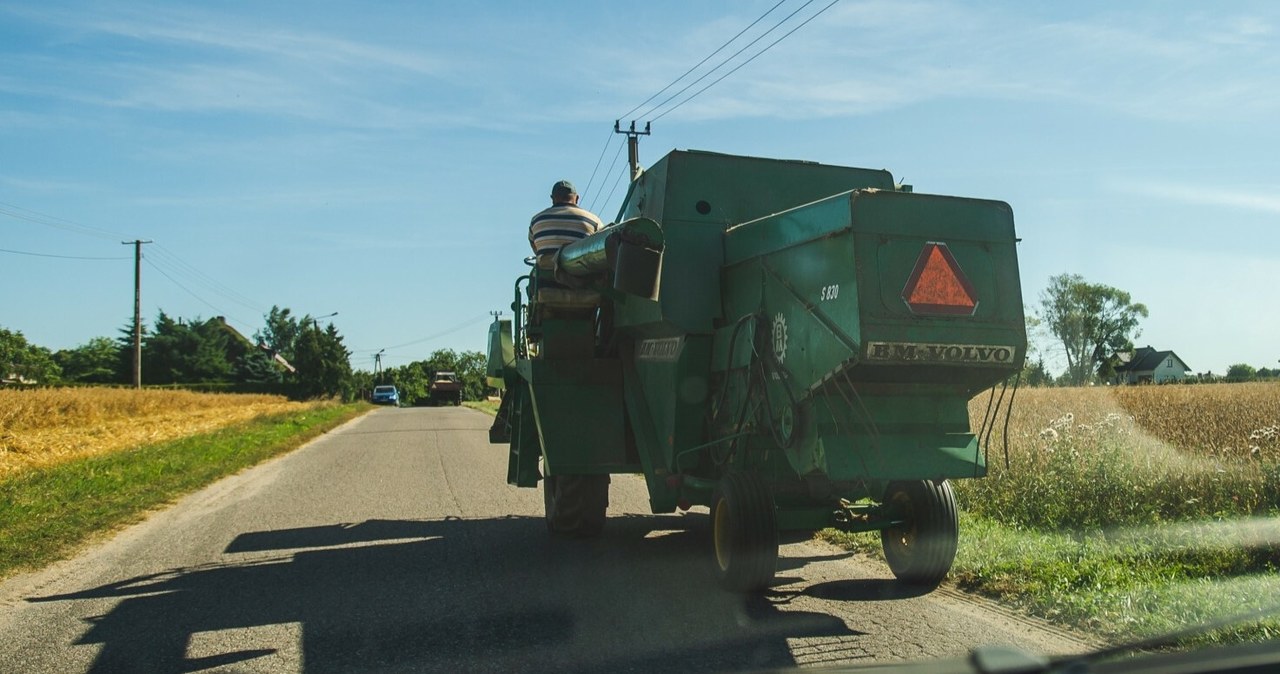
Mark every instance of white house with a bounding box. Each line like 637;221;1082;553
1113;346;1191;384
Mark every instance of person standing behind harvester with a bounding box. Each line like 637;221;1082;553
529;180;603;260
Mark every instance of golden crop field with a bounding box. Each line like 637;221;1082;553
962;382;1280;528
0;388;317;479
973;382;1280;459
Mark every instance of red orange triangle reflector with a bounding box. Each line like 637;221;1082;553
902;242;978;315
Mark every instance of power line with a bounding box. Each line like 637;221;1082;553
650;0;839;122
354;313;490;353
638;0;819;122
579;128;619;207
586;139;628;213
142;258;255;330
616;0;789;122
0;246;129;260
0;201;128;241
148;244;266;314
599;156;634;220
592;2;788;214
0;199;267;316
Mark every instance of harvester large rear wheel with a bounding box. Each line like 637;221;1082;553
710;471;779;592
880;479;959;586
543;474;610;538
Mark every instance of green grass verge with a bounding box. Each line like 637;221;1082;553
819;512;1280;646
463;400;499;416
0;402;371;579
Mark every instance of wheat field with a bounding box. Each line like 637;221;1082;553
0;388;316;479
973;382;1280;459
963;382;1280;528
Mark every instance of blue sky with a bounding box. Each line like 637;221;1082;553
1;0;1276;375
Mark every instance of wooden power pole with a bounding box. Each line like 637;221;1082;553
122;239;152;388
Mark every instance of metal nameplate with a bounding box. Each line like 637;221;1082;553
865;341;1016;364
636;337;684;361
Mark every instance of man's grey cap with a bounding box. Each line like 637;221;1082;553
551;180;576;199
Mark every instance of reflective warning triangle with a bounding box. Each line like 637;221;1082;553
902;242;978;315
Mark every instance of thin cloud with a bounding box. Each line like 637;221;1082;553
595;1;1280;125
0;175;102;194
1123;182;1280;215
3;3;485;130
12;3;448;77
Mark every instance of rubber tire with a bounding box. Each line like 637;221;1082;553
543;474;610;538
880;479;959;586
710;471;779;592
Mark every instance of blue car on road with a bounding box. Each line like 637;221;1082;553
371;385;399;406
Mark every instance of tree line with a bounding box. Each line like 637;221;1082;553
2;306;490;402
6;276;1270;393
1025;273;1273;386
1;306;352;398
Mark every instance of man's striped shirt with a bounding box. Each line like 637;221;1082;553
529;204;603;257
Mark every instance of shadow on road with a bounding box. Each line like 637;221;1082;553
31;514;862;673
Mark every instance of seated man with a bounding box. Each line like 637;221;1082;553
528;180;603;264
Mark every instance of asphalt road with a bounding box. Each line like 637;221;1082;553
0;406;1092;673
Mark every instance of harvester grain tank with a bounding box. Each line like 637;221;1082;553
488;150;1026;591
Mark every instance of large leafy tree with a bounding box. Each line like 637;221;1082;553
1226;363;1257;383
385;363;431;405
1039;274;1148;386
292;322;353;399
0;326;61;384
236;348;283;385
54;337;123;383
143;312;235;384
255;306;303;363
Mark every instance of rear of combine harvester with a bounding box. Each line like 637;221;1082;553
488;150;1026;591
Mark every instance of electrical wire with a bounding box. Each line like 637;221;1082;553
355;313;491;354
0;246;129;260
594;1;840;214
637;0;818;122
0;201;128;241
599;158;633;220
652;0;841;123
579;128;619;207
616;0;789;122
142;258;256;330
148;243;266;314
586;139;628;213
0;200;268;316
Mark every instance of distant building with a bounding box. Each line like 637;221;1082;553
1113;346;1191;384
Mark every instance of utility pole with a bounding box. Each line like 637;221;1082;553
614;120;651;181
489;310;503;323
121;239;152;388
374;349;385;382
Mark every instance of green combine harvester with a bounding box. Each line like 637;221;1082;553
487;150;1026;591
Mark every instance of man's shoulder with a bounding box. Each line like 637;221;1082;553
532;204;601;224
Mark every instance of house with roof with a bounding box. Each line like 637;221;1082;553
1112;346;1191;384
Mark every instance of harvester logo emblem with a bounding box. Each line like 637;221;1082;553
771;313;788;364
902;242;978;316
